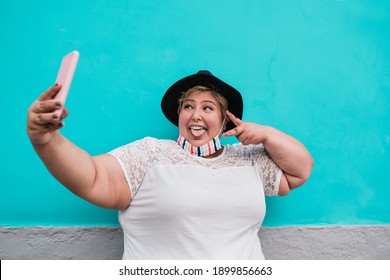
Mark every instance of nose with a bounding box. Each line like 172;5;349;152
192;108;202;121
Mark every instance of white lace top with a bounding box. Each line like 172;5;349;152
109;137;282;259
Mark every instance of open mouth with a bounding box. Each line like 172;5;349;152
189;125;207;137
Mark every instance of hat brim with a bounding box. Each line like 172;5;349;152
161;71;243;131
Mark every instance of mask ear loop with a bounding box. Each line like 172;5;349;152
217;118;227;137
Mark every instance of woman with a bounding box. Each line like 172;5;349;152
27;70;313;259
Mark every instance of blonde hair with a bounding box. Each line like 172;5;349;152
177;86;228;120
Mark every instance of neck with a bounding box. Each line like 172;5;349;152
203;146;224;158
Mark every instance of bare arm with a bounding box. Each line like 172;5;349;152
223;111;314;196
27;84;130;209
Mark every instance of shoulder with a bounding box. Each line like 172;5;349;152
141;137;177;151
109;137;176;156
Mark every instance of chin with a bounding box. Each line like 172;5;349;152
188;138;209;147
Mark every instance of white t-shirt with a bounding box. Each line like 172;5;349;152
109;137;282;259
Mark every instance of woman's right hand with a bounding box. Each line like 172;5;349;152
27;84;69;145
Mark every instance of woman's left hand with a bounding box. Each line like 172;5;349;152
223;111;267;145
224;110;314;194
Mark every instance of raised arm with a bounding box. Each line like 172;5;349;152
27;84;130;209
223;111;314;196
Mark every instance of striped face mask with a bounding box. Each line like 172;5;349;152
177;120;225;157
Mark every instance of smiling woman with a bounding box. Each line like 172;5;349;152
26;70;313;259
178;89;226;157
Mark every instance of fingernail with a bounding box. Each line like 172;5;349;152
54;83;58;86
55;101;61;107
52;114;58;119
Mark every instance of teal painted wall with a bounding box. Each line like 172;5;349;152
1;0;389;226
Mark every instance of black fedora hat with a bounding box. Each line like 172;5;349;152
161;70;243;131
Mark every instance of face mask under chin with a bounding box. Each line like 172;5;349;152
177;119;226;157
177;134;222;157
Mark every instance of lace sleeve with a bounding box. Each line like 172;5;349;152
108;137;156;197
253;145;282;196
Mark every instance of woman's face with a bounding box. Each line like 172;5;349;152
178;90;224;147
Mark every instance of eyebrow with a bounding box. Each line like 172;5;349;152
183;99;218;106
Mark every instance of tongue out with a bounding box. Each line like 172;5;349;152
191;128;206;137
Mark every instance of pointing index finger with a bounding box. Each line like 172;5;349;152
226;110;242;126
223;111;244;137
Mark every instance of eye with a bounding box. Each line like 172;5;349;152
183;104;193;110
203;106;213;112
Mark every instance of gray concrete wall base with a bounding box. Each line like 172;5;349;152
259;225;390;260
1;225;389;260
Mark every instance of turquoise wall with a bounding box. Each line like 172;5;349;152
1;0;389;226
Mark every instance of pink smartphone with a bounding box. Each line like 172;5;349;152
54;50;79;116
